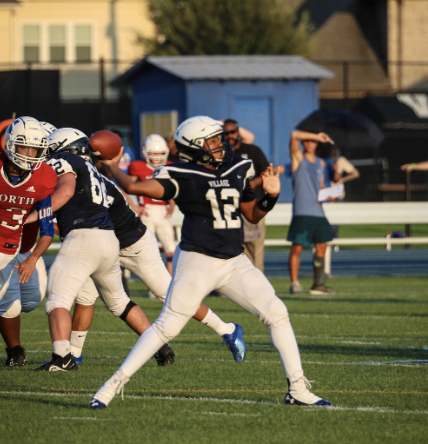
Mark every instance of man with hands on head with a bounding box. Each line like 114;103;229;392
89;116;332;410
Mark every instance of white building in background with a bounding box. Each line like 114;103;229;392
0;0;154;99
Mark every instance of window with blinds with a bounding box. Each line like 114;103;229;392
49;25;66;62
140;111;178;144
75;25;92;62
23;25;40;63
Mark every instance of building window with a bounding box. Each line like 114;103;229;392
23;25;40;62
140;111;178;144
75;25;92;62
49;25;66;62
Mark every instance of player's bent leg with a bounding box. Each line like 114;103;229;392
39;230;119;371
121;233;234;340
90;248;213;409
119;230;170;303
219;255;332;406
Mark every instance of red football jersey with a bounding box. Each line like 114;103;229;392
20;221;40;253
128;160;172;206
0;154;57;255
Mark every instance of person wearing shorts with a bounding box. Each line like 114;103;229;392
287;131;335;295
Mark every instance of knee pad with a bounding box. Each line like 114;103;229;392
44;295;73;315
1;300;22;319
119;301;137;321
75;293;99;307
261;297;290;329
153;312;186;343
21;299;40;314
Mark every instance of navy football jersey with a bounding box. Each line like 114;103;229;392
154;157;256;259
102;177;147;249
47;152;114;239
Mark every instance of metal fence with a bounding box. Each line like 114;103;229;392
0;58;134;102
316;60;428;104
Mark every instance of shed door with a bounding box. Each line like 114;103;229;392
232;97;272;159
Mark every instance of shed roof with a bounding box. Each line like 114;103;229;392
112;55;333;85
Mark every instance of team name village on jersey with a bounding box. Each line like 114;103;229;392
153;157;256;259
208;179;230;188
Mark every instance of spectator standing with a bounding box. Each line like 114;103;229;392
317;143;360;240
224;119;284;272
287;131;335;295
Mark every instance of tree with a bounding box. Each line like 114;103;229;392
137;0;314;57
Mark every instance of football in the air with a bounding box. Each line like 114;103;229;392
89;130;122;160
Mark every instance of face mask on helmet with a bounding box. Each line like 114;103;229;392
141;134;170;169
5;116;49;171
174;116;233;168
48;128;91;161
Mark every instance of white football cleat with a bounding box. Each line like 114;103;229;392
90;370;129;409
285;370;332;406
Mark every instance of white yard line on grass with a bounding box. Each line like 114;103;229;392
21;330;428;343
1;391;427;415
52;417;112;421
17;353;428;367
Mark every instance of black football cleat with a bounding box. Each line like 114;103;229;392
33;352;78;372
5;345;27;367
153;343;175;367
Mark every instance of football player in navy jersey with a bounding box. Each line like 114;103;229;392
70;174;243;365
90;116;332;409
28;128;172;371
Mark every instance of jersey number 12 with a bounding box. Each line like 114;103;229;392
206;188;241;229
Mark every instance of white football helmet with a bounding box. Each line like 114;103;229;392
40;121;57;136
5;116;48;171
142;134;169;168
174;116;231;167
48;127;91;160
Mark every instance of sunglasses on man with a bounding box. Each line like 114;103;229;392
224;129;238;136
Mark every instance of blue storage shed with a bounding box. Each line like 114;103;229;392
113;56;333;201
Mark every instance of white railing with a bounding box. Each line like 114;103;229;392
47;202;428;275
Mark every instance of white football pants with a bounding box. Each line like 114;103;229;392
0;251;46;317
45;229;130;317
142;205;176;254
75;229;171;308
119;247;303;379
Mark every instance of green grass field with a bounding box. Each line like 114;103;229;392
1;277;428;444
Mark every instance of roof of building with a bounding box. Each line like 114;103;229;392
112;55;334;85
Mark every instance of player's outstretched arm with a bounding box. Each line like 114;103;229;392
240;164;280;223
102;148;165;199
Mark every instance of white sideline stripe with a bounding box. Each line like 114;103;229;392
201;412;260;417
20;354;428;367
1;391;427;416
248;343;428;351
52;417;112;421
